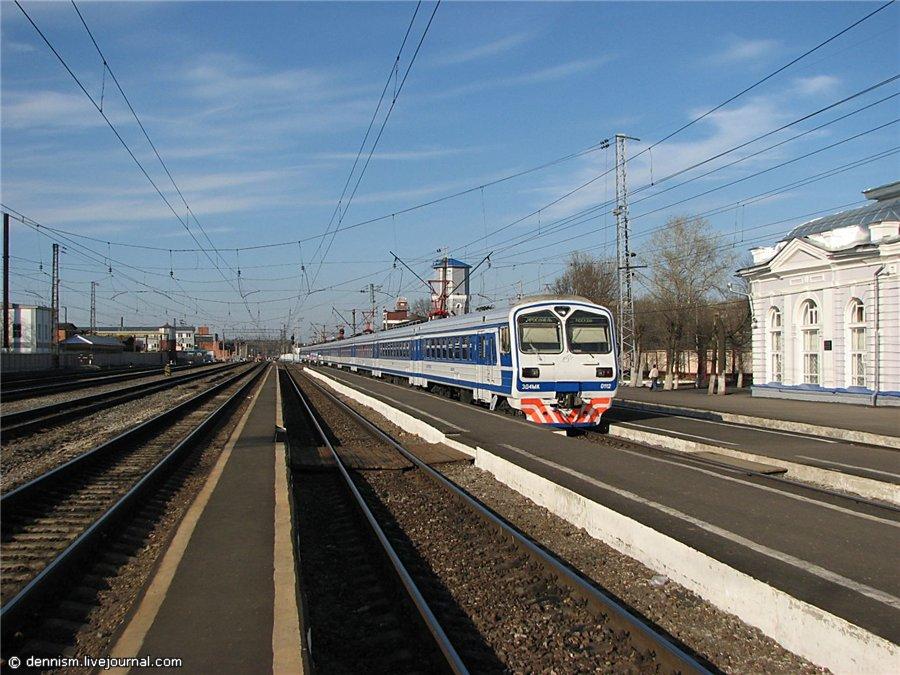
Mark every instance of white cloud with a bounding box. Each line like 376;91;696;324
533;95;795;226
433;33;532;66
314;147;474;162
3;40;36;53
430;56;613;99
793;74;840;96
2;91;100;130
714;37;780;63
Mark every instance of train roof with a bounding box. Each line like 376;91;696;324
302;295;607;349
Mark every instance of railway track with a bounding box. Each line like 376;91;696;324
0;362;240;442
0;363;266;654
2;364;158;387
282;366;710;674
313;364;897;513
0;363;200;403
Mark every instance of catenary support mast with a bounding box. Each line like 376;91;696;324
615;133;640;382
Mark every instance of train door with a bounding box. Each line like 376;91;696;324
477;331;497;398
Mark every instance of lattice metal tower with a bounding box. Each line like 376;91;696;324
90;281;97;334
51;244;60;350
614;134;639;377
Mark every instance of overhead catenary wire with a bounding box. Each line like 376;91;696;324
70;0;238;279
16;0;258;326
9;0;896;336
27;68;895;265
306;0;442;296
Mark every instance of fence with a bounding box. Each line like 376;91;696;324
1;351;166;373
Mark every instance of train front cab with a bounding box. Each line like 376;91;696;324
512;301;616;427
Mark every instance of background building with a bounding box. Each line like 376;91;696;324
3;304;53;353
430;257;470;317
94;324;176;352
383;297;410;329
175;325;197;351
738;180;899;405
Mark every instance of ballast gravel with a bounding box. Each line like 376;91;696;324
0;363;226;414
46;370;262;675
1;365;246;491
327;381;825;674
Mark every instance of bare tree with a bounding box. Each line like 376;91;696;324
648;215;734;389
408;296;431;320
551;252;617;307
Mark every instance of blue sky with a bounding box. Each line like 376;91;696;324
2;1;898;341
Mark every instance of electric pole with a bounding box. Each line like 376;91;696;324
90;280;97;334
351;309;357;335
615;133;639;383
3;213;9;352
51;244;59;363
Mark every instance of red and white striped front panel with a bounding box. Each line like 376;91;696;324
520;397;611;427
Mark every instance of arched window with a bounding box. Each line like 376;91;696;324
801;300;820;385
848;299;866;387
769;307;783;382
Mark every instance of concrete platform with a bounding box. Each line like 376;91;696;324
615;385;900;448
307;366;900;673
690;451;788;474
110;366;302;673
305;367;900;643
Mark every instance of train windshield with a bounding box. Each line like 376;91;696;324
566;311;612;353
517;311;562;354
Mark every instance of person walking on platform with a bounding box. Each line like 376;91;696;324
649;364;660;390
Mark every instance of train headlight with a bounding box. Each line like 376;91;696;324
522;367;540;378
596;367;613;378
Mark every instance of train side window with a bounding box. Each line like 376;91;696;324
499;326;510;354
462;337;469;361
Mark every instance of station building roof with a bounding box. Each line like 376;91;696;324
786;195;900;239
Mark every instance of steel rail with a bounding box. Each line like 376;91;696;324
311;363;898;515
0;364;266;641
293;366;712;675
0;362;241;441
281;367;469;675
2;363;161;386
0;363;199;402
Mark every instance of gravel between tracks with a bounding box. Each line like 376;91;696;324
0;363;227;414
358;468;661;673
326;380;824;674
46;367;266;675
1;365;251;492
1;367;260;604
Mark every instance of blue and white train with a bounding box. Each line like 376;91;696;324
299;296;617;428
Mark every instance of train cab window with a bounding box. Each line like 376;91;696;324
566;311;611;353
499;326;510;354
517;311;562;354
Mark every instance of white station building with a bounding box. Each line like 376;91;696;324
738;180;900;406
